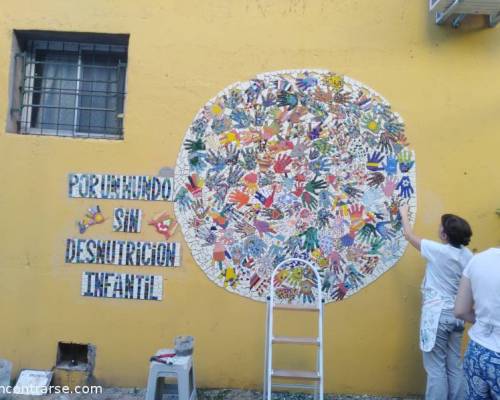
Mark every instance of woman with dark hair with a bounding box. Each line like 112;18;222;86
399;204;473;400
455;247;500;399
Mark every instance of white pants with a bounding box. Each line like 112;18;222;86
422;310;465;400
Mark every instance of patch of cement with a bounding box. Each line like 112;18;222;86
0;387;423;400
0;360;12;387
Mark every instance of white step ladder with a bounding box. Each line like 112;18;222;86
263;258;324;400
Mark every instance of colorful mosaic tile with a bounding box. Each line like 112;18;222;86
174;70;416;303
65;239;180;267
81;272;163;300
78;205;105;234
68;173;174;201
149;211;178;240
113;208;142;233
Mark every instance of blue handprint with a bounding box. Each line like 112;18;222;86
310;101;329;122
282;177;295;191
296;76;318;91
226;90;243;109
375;221;395;240
308;123;322;141
245;80;263;102
191;117;208;136
230;110;250;129
396;176;414;198
267;244;283;260
340;232;355;247
277;91;298;110
261;93;276;107
285;236;302;256
400;160;414;173
188;151;207;173
244;235;267;258
383;155;398;176
174;187;192;211
239;148;257;170
372;103;392;120
366;151;385;172
384;119;404;135
318;189;333;208
321;270;336;293
345;264;365;289
253;108;266;126
309;156;331;175
317;208;333;228
341;184;363;200
211;118;229;134
206;150;226;173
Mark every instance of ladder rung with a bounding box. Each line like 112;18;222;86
271;369;321;381
272;336;320;345
271;382;319;390
273;303;319;312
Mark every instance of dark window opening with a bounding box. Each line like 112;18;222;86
56;342;90;370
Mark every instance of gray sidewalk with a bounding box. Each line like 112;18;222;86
1;387;423;400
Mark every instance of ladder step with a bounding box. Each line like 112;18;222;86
271;369;321;381
273;303;319;312
272;336;320;345
271;382;319;390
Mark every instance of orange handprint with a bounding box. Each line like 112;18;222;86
228;190;249;208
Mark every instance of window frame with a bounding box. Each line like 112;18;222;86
7;30;129;140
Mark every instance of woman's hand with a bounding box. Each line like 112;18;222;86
398;204;421;251
399;204;409;220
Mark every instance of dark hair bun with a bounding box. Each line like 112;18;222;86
441;214;472;248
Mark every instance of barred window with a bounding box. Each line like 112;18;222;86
7;31;128;139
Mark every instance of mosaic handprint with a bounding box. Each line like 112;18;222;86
174;70;416;303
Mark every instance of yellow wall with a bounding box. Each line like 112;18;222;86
0;0;499;396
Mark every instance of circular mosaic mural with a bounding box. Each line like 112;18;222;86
174;70;416;303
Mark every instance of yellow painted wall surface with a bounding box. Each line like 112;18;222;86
0;0;499;396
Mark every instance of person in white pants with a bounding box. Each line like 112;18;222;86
399;205;473;400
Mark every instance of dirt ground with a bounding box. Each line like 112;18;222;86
0;387;423;400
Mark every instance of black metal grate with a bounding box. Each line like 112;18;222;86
16;39;127;139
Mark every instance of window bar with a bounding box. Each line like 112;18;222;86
121;61;126;131
117;59;124;136
36;48;45;136
21;41;32;133
23;75;121;85
26;45;34;133
39;42;46;135
23;88;122;96
56;78;63;135
25;104;118;111
56;45;64;136
103;45;110;137
90;44;96;138
15;52;26;133
73;47;83;137
21;50;34;134
28;60;120;69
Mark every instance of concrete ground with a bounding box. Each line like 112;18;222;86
0;387;423;400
